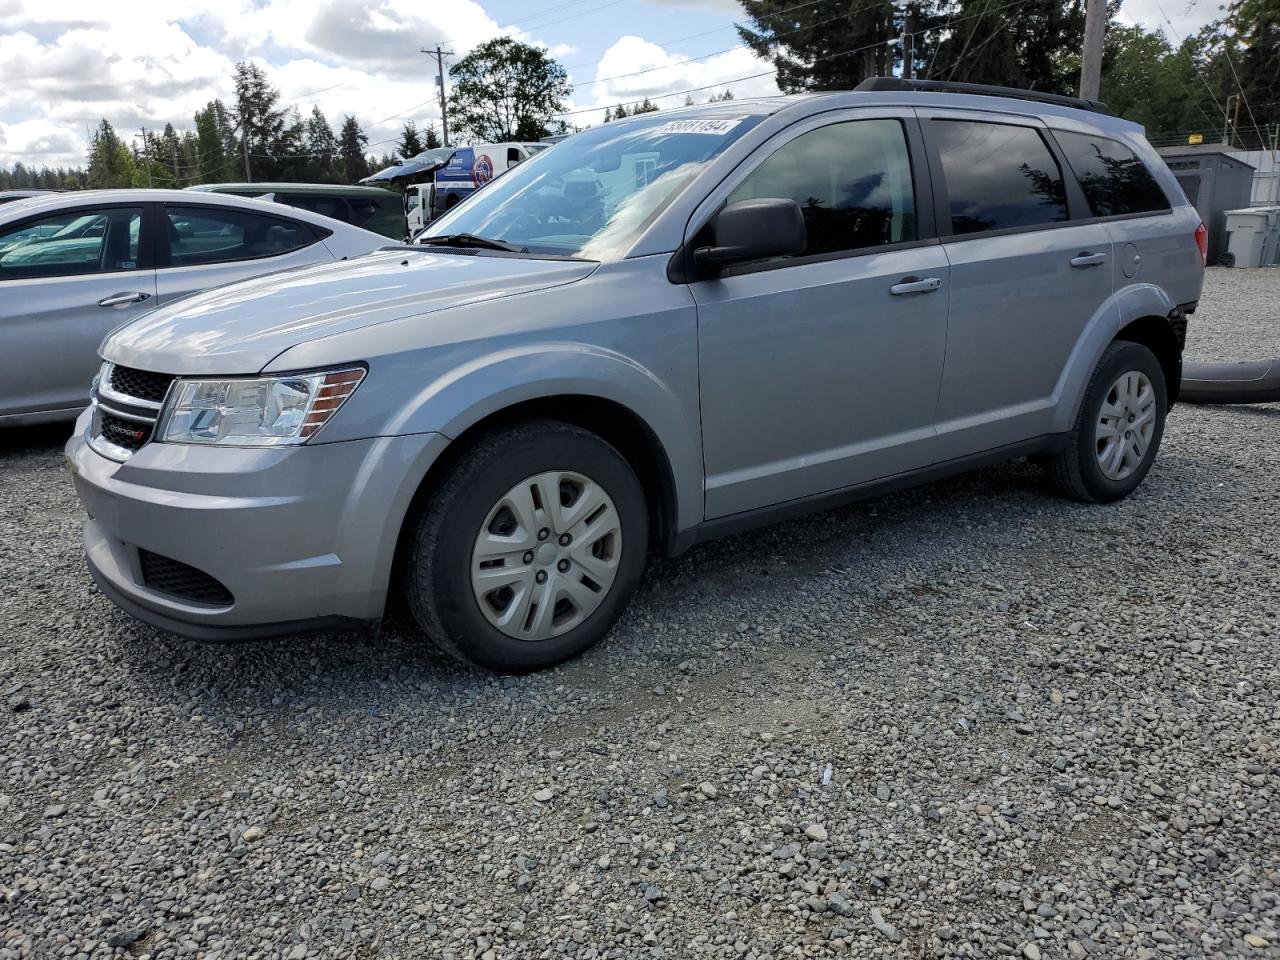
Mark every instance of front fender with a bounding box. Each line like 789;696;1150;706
1052;282;1175;433
385;343;704;532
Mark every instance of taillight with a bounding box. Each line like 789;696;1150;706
1194;222;1208;264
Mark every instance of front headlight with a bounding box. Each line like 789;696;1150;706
158;367;365;446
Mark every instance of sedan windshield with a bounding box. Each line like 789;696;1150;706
420;114;762;259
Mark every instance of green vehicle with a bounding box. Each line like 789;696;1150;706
187;183;406;240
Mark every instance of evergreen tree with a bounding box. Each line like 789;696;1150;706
423;124;443;149
338;115;370;182
304;106;340;182
1229;0;1279;143
85;120;137;189
738;0;905;90
398;120;425;159
233;61;285;181
632;97;660;114
194;103;229;183
925;0;1086;92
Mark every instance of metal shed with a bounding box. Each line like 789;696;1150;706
1157;145;1257;264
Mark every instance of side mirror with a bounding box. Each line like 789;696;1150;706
693;198;806;274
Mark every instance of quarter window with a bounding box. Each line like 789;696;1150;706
164;206;318;267
932;120;1068;235
727;118;917;257
0;207;142;281
1054;131;1170;217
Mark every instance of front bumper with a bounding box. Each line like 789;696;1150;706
66;410;448;639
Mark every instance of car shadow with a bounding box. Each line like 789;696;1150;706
0;420;76;454
102;455;1055;719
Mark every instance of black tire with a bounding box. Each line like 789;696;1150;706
403;420;648;673
1045;340;1168;503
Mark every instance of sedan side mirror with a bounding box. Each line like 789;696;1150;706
693;198;806;274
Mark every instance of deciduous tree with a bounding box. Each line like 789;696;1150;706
448;38;572;142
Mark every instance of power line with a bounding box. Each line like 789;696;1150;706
430;0;626;52
575;6;874;91
562;0;1037;119
561;0;832;72
1146;0;1226;116
1221;50;1266;149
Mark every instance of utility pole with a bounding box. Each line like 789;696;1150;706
1223;93;1238;148
139;128;153;187
422;45;455;147
1078;0;1106;101
901;4;917;80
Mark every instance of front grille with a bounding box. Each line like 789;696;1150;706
90;363;175;459
99;413;151;451
107;365;176;404
138;550;234;607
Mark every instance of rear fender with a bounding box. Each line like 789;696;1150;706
1053;282;1175;432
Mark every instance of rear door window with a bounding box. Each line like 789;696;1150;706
1053;131;1171;217
0;207;142;280
931;120;1068;235
163;206;319;267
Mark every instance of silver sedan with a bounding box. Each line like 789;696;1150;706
0;189;395;426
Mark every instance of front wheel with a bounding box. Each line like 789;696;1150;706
1045;340;1168;503
403;420;648;673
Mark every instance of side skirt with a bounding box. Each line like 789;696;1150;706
669;434;1069;555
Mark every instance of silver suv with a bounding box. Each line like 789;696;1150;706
66;80;1206;672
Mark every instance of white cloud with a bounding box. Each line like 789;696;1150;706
558;34;779;128
1119;0;1220;42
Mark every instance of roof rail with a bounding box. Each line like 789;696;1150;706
854;77;1114;116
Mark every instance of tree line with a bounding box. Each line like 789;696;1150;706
2;6;1275;193
739;0;1277;149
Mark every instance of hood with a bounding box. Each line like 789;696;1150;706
102;249;597;375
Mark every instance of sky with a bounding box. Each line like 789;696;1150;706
0;0;1222;171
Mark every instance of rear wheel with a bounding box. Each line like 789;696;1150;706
1045;340;1167;503
403;420;648;673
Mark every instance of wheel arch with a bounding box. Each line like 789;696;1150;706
1053;283;1182;432
384;345;702;583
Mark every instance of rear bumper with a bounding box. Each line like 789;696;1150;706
66;410;449;638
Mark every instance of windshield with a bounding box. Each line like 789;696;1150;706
412;147;457;165
421;114;762;259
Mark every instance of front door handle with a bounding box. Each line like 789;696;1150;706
98;291;152;308
1069;252;1107;268
889;276;942;296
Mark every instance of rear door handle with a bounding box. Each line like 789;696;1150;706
97;291;152;307
1069;252;1107;268
889;276;942;296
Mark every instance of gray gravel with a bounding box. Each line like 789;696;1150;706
3;267;1278;959
1185;266;1280;361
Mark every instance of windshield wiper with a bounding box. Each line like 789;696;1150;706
417;233;528;253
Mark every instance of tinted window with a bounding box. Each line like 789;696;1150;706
1054;131;1170;217
0;207;141;281
282;194;350;223
346;199;381;227
933;120;1068;235
728;118;916;257
164;206;317;267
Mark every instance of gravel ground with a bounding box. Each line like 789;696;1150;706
2;267;1278;960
